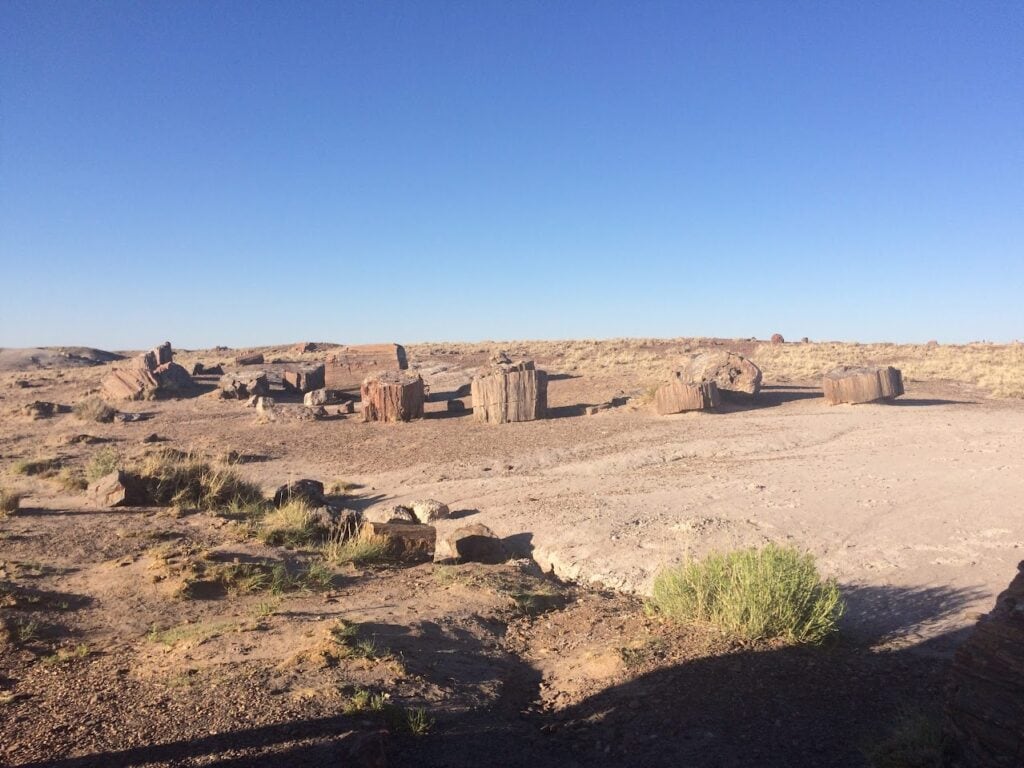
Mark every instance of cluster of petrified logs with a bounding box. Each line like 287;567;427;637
101;342;193;401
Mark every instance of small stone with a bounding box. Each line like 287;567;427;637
304;388;345;407
410;499;450;523
362;504;417;524
88;470;147;507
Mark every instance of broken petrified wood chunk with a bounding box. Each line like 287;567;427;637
470;360;548;424
678;351;762;400
435;523;508;564
324;343;409;391
88;470;148;507
235;352;265;366
361;371;425;423
282;364;326;394
945;560;1024;766
219;371;269;399
102;367;159;401
654;378;720;415
151;362;193;393
303;388;345;406
822;366;904;405
360;521;435;562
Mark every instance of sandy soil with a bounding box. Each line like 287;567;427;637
1;339;1020;766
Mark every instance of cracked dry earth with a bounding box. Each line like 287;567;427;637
1;343;1022;766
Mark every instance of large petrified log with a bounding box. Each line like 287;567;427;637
325;343;408;391
822;366;904;405
361;371;424;423
945;561;1024;766
470;361;548;424
282;364;326;393
654;377;720;415
679;351;762;400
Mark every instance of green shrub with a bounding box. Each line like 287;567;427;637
650;543;843;644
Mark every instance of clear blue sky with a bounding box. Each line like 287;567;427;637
1;1;1021;348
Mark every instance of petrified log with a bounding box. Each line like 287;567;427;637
945;560;1024;766
361;371;424;423
679;351;762;400
219;371;269;399
282;364;326;393
235;352;265;366
102;367;159;401
324;343;408;391
654;378;720;415
822;366;904;405
470;361;548;424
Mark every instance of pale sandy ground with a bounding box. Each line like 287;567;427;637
3;341;1022;659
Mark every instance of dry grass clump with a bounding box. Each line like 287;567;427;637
257;500;321;547
341;687;433;736
12;457;62;478
85;447;120;482
73;397;117;423
0;488;21;516
754;341;1024;398
321;529;392;566
650;544;843;645
135;449;264;510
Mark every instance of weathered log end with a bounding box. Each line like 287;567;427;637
470;361;548;424
654;378;720;415
360;371;425;423
822;366;904;405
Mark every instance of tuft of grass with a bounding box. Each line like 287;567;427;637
257;500;319;547
148;621;238;647
321;530;391;566
12;457;62;478
867;711;944;768
0;488;21;516
40;644;90;666
649;543;843;645
136;449;264;510
73;397;117;423
342;688;433;736
86;447;120;482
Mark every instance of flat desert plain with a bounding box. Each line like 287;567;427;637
1;338;1022;767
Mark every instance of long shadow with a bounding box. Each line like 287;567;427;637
424;405;472;420
547;403;591;419
888;398;978;407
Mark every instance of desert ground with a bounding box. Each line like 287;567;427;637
1;337;1022;767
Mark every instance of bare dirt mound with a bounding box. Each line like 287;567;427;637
0;347;126;373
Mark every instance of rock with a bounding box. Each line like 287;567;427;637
283;364;326;393
303;405;329;420
926;340;940;349
654;379;720;414
152;342;173;366
446;399;466;412
152;362;193;392
292;342;318;354
142;433;164;443
304;388;345;406
436;523;507;564
22;401;70;419
192;363;224;376
102;367;159;401
410;499;450;523
471;361;548;424
945;560;1024;766
490;350;512;365
800;337;810;344
235;352;265;366
219;371;269;399
360;521;435;562
822;366;904;405
338;400;355;414
362;504;417;524
771;333;785;344
309;506;361;539
255;397;276;419
88;470;147;507
246;395;259;408
324;343;409;391
678;351;762;400
273;479;325;508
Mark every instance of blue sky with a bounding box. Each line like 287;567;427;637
1;1;1021;348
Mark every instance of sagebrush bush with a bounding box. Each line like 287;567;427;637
73;397;117;423
650;544;843;644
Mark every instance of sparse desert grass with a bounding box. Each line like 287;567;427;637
55;467;88;492
867;710;944;768
136;448;264;510
85;447;120;482
0;488;21;516
342;688;433;736
40;644;91;666
148;620;240;647
650;543;843;645
257;500;320;547
321;529;391;566
754;341;1024;398
73;397;117;423
12;457;62;478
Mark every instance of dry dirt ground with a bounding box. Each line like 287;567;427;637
1;338;1022;767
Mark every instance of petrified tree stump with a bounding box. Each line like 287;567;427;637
945;560;1024;766
654;377;720;415
470;361;547;424
822;366;904;405
361;371;424;423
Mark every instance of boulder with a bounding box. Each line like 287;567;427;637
219;371;269;399
88;470;147;507
945;560;1024;766
102;367;159;401
771;333;785;344
282;364;326;393
152;362;193;392
192;363;224;376
304;388;345;406
235;352;265;366
362;504;417;524
360;521;435;562
822;366;904;405
436;523;507;564
654;378;720;415
410;499;450;524
273;479;325;508
309;505;360;539
678;351;762;400
152;342;173;366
